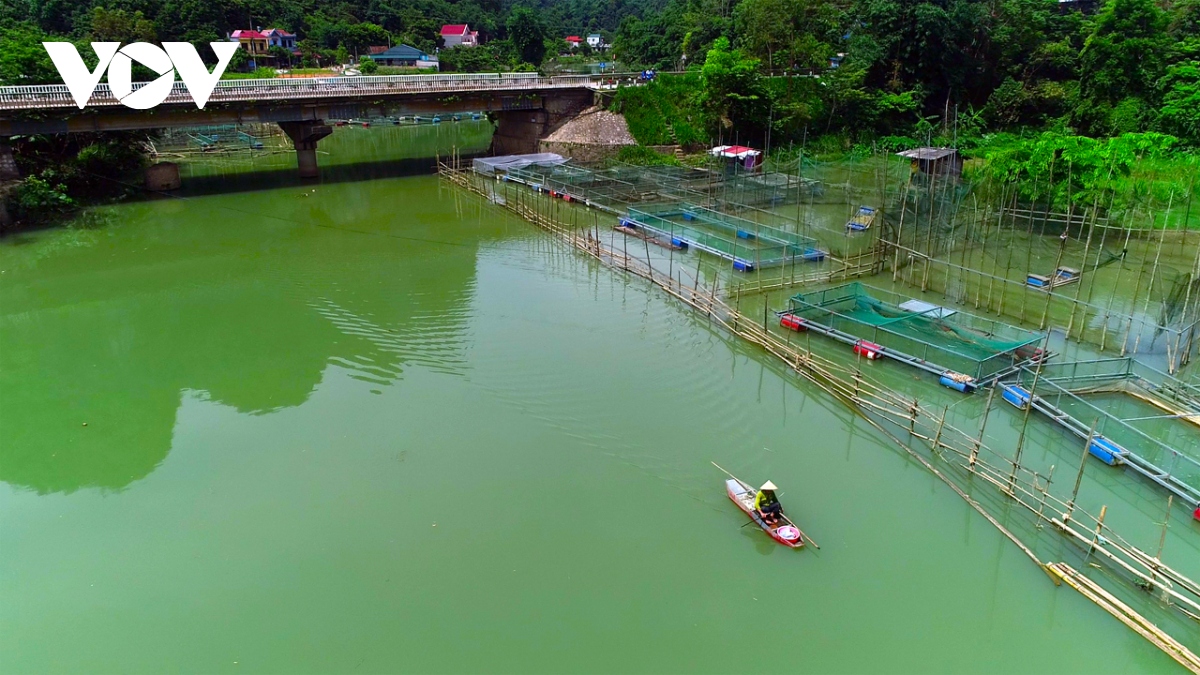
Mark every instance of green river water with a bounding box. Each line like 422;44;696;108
0;125;1186;673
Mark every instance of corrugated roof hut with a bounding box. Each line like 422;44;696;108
896;147;962;178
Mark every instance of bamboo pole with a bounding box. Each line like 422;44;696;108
1065;419;1100;524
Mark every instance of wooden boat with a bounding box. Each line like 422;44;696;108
724;477;806;548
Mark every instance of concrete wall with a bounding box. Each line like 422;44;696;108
490;90;595;156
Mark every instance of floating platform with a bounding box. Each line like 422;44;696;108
1027;266;1081;290
846;206;877;231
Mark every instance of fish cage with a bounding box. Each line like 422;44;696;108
155;123;281;153
473;153;568;176
624;203;826;271
1004;358;1200;506
1027;357;1200;409
787;282;1045;382
505;163;660;210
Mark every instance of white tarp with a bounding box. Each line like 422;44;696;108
709;145;762;159
473;153;567;175
899;299;956;318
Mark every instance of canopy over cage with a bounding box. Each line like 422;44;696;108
473;153;567;175
710;145;761;160
788;282;1044;380
711;145;762;171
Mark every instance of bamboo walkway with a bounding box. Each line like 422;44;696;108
442;164;1200;671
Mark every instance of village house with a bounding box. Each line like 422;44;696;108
565;36;582;49
371;44;439;69
587;33;604;49
262;28;297;51
441;24;479;48
229;30;269;56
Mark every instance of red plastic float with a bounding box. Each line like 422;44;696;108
854;340;883;359
779;314;807;332
1194;505;1200;522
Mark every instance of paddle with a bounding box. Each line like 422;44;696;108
711;461;821;550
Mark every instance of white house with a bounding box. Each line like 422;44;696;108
441;24;479;48
587;33;604;49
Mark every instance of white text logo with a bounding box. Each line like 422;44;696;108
42;42;240;110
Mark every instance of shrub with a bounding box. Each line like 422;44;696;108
615;145;682;166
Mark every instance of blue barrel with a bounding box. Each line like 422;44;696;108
736;230;754;240
1002;384;1031;409
802;248;826;261
671;238;688;249
733;259;754;272
683;211;696;221
939;374;973;393
1088;436;1125;466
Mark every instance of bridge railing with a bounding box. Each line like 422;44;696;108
0;72;597;111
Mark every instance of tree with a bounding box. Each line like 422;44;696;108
344;22;391;58
1159;62;1200;144
507;6;547;66
1079;0;1168;125
358;56;379;74
0;24;58;86
700;37;765;131
439;45;508;73
89;7;157;43
734;0;837;72
227;46;250;72
268;45;293;67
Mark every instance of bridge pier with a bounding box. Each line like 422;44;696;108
0;141;19;181
279;121;333;178
490;91;595;156
491;111;550;156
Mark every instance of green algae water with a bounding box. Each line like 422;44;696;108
0;127;1186;673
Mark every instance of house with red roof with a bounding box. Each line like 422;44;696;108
229;30;269;56
441;24;479;48
565;36;581;48
262;28;297;51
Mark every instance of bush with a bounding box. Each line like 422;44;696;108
222;66;277;80
610;73;705;146
358;57;378;74
8;174;73;225
615;145;682;166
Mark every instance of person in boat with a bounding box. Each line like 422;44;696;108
754;481;782;525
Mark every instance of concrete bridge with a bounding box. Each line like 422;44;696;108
0;72;631;178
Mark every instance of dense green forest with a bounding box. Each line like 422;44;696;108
1;0;1199;227
1;0;1198;143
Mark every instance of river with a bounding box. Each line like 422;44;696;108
0;124;1183;673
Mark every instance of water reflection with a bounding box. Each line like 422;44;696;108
0;126;491;494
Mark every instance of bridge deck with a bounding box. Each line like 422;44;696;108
0;73;604;112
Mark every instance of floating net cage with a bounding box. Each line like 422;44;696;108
155;124;280;153
506;163;662;209
625;202;826;271
1010;358;1200;501
491;155;909;259
788;282;1044;380
474;153;569;176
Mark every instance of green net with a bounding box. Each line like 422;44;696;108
789;282;1045;379
628;203;824;270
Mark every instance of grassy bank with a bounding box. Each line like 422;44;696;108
608;74;706;147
